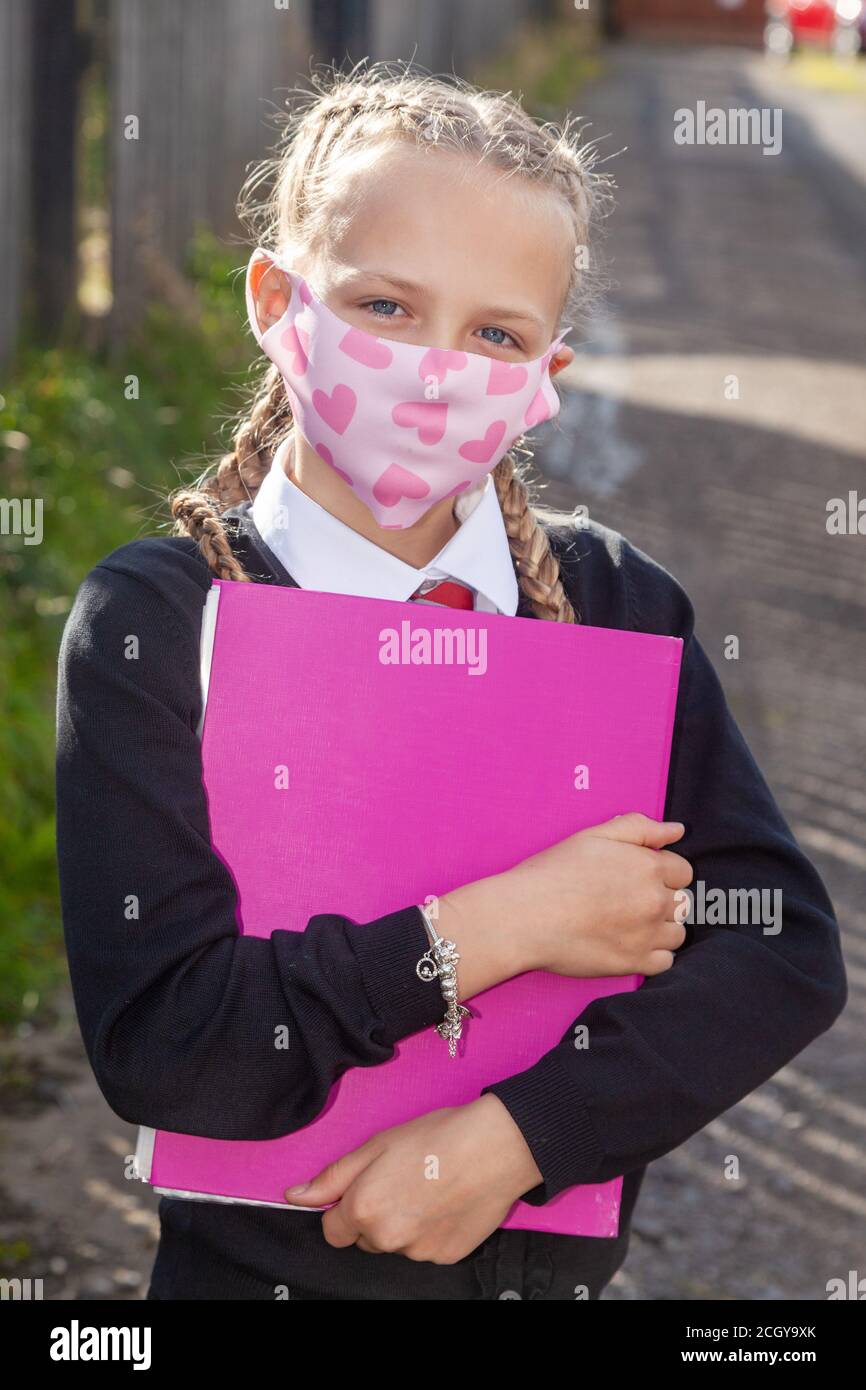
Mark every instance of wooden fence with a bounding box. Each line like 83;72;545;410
108;0;314;347
0;0;33;372
0;0;543;370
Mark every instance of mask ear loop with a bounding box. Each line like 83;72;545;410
543;326;573;374
241;249;299;507
245;248;296;347
245;249;271;348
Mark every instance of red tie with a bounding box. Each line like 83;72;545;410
410;579;475;610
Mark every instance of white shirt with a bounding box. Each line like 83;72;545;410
251;438;519;616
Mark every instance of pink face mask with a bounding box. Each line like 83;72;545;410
245;249;570;530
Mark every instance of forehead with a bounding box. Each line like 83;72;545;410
320;141;574;316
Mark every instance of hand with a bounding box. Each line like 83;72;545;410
284;1095;543;1265
441;812;692;985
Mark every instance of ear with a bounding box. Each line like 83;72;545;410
248;254;292;338
548;343;574;378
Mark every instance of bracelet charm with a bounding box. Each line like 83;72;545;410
416;900;471;1058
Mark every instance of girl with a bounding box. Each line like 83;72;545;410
56;65;846;1302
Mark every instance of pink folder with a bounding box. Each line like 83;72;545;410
135;579;682;1237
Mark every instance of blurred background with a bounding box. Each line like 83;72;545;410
1;0;864;1300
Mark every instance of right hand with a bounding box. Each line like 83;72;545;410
505;813;692;978
439;813;691;991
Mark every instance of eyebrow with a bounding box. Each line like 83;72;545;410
346;268;548;330
478;304;548;330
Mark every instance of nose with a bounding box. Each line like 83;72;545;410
418;310;471;354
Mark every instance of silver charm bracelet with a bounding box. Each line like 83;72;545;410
416;898;471;1058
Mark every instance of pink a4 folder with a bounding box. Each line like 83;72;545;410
135;578;683;1237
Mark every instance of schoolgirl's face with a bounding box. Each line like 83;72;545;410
250;141;577;562
257;142;576;378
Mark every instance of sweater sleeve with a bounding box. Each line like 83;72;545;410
483;539;848;1204
55;562;443;1142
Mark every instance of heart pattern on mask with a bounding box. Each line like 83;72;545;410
315;442;354;486
339;328;394;370
524;389;551;428
313;384;357;435
279;324;309;376
458;419;507;463
419;348;468;384
373;463;432;508
246;251;566;529
487;360;529;395
392;400;449;445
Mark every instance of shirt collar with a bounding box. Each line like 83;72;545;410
250;439;519;616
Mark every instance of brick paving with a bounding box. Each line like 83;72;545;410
534;42;866;1300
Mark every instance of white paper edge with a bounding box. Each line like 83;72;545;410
196;581;222;740
153;1187;326;1212
132;1125;155;1182
135;581;223;1192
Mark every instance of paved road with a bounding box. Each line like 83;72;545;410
535;42;866;1300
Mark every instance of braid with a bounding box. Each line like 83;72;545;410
493;454;578;623
225;366;293;498
170;364;291;580
169;492;251;582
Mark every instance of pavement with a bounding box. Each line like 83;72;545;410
534;41;866;1300
1;41;863;1304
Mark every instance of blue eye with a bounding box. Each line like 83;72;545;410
367;299;400;317
480;326;515;347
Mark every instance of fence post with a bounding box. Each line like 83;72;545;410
311;0;370;64
0;0;33;373
30;0;84;342
108;0;312;355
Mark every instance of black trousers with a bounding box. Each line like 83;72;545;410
147;1166;645;1301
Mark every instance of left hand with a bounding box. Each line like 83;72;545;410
284;1094;544;1265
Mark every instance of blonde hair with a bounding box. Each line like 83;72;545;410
170;62;612;620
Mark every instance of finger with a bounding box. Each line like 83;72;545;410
643;948;676;976
658;920;688;952
354;1235;387;1255
285;1141;378;1209
672;886;696;924
321;1198;363;1250
595;813;685;850
657;849;694;890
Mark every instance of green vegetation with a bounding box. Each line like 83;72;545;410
786;51;866;96
473;13;603;116
0;229;255;1027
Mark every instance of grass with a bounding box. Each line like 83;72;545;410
785;50;866;95
0;229;257;1029
473;12;604;117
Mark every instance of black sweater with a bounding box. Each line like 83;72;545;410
54;504;847;1291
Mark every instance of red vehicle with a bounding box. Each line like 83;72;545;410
765;0;864;55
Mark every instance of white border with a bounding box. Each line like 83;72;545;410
153;1187;324;1212
196;581;222;739
134;582;223;1192
133;1124;155;1182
